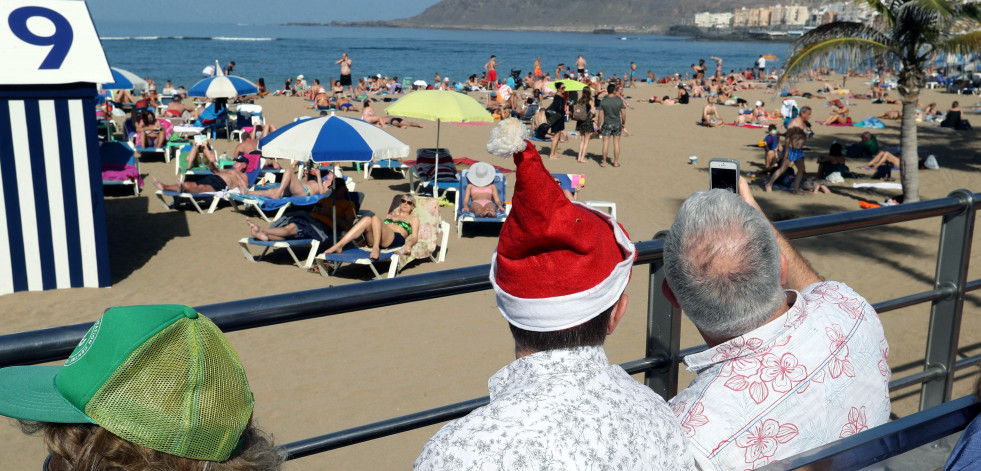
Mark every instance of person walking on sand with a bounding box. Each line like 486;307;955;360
533;56;542;78
546;81;567;160
336;52;353;96
575;54;587;78
485;55;501;85
597;83;626;167
628;62;637;88
756;54;766;79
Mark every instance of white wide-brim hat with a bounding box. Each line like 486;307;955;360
468;162;496;187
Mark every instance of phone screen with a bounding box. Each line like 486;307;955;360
710;167;738;193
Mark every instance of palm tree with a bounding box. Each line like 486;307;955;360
780;0;981;202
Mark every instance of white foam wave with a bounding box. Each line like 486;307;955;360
212;37;275;41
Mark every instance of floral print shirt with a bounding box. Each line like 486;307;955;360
670;281;891;470
415;346;693;470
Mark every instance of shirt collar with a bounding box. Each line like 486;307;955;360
488;346;608;398
684;290;801;372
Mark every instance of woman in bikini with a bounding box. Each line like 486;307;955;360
462;162;504;217
248;163;332;198
324;194;419;260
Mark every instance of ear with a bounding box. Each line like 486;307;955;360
780;251;788;287
661;279;680;309
606;294;629;335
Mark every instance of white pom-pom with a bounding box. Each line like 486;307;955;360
486;118;528;158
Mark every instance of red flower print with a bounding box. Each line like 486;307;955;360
680;402;709;438
713;337;765;377
839;406;868;438
826;325;856;379
760;353;807;393
723;375;770;404
735;419;799;465
671;400;687;418
878;340;890;377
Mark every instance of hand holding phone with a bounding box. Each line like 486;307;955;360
709;158;740;193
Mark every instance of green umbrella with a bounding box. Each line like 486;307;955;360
385;91;493;193
544;79;589;92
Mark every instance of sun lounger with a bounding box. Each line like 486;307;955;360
238;238;323;269
100;142;142;196
455;169;507;238
155;153;262;214
409;148;459;198
314;195;449;279
364;159;409;180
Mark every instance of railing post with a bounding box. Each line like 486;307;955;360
646;232;680;400
920;189;976;410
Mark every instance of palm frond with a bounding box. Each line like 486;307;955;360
780;36;893;88
934;31;981;55
955;2;981;23
892;3;944;58
913;0;956;18
856;0;893;22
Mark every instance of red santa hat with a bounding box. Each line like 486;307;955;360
486;119;636;332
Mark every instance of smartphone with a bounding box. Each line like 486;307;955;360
193;134;208;145
709;158;739;193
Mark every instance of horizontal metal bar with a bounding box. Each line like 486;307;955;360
956;354;981;370
762;395;980;471
283;397;489;460
871;287;951;314
966;278;981;293
888;366;946;392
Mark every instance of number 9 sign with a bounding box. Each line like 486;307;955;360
8;6;74;69
1;0;111;85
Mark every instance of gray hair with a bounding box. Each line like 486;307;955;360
663;190;785;339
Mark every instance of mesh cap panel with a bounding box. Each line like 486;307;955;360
85;317;254;461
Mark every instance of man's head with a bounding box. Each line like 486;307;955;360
607;83;616;94
799;106;812;120
486;119;636;355
233;155;249;171
861;131;873;141
663;190;785;340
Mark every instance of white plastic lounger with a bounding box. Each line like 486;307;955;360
238;238;321;269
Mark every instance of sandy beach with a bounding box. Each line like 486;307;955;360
1;79;979;470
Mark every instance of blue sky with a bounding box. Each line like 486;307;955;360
87;0;441;23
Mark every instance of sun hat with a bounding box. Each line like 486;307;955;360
297;74;304;79
485;119;636;332
468;161;496;187
755;100;764;106
0;305;254;462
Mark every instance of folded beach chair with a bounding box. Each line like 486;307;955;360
454;169;507;238
314;195;449;279
194;103;229;140
100;142;142;196
155;153;262;214
238;192;365;270
409;148;460;198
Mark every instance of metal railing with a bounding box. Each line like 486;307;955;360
0;189;977;463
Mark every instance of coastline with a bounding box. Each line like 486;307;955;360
284;21;799;43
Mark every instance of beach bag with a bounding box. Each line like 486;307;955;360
545;109;562;127
826;172;844;184
924;155;940;169
572;102;588;121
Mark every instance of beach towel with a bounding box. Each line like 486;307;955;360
855;117;886;129
101;163;143;187
404;157;513;174
853;182;903;190
726;123;766;129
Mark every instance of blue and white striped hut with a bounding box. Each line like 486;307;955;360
0;1;113;295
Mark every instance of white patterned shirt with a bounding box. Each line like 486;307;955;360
670;281;891;470
415;346;693;470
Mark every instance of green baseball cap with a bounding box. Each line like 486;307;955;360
0;305;254;462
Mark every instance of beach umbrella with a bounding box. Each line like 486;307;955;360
188;60;258;99
384;90;493;192
101;67;148;90
544;79;589;92
258;112;409;240
258;112;409;163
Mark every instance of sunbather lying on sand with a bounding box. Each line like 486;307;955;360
151;156;250;194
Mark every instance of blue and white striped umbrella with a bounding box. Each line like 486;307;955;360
258;113;410;163
188;61;258;99
101;67;148;90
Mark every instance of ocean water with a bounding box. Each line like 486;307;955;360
96;21;788;90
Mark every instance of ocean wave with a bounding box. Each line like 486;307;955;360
100;36;278;41
212;37;276;41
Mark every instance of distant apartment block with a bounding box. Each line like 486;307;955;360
694;12;734;28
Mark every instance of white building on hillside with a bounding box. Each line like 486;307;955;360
694;12;734;28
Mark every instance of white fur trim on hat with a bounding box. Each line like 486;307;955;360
490;202;636;332
486;118;528;158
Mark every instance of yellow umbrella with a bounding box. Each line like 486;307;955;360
385;91;493;191
544;79;589;92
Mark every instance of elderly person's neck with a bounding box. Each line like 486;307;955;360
699;290;796;348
